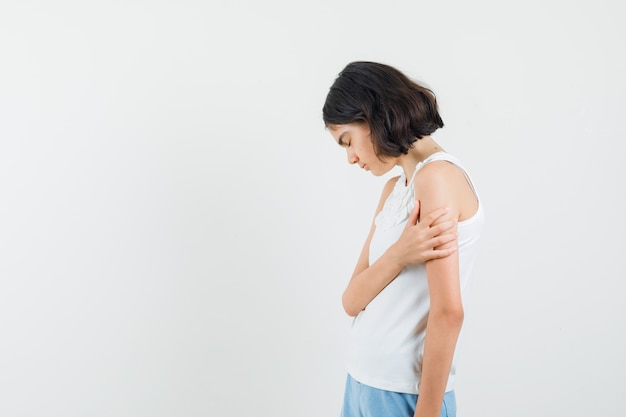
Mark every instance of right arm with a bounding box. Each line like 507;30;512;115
342;177;458;317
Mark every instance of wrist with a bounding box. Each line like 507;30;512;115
385;244;406;271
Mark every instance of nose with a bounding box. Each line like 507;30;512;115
347;149;359;165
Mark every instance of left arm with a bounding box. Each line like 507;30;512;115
412;162;467;417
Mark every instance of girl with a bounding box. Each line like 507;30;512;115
323;62;485;417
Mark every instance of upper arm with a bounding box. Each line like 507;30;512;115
351;176;399;277
414;163;463;314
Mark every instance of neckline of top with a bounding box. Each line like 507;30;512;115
398;151;448;189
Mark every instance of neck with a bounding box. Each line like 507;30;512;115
396;136;444;182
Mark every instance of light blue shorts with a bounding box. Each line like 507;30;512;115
341;374;456;417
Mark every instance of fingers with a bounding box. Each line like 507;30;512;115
429;232;457;248
427;220;457;237
429;246;458;259
422;206;452;227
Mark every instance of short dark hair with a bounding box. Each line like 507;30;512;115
322;61;444;158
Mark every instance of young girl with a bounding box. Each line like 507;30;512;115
323;62;485;417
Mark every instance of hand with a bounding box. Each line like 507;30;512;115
391;200;457;266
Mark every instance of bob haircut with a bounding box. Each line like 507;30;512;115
322;61;444;159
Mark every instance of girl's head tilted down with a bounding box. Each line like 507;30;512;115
322;61;444;162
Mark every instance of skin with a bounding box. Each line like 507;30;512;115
328;122;479;417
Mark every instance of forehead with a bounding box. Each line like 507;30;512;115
328;122;368;137
327;123;346;133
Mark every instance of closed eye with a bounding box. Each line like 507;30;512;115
337;132;350;148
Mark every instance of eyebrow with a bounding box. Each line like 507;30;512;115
337;132;348;147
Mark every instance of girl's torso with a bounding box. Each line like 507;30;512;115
346;151;485;395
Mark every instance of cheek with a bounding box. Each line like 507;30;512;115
361;144;375;158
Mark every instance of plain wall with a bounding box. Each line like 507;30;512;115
1;1;624;416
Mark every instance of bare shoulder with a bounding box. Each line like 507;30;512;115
414;160;464;186
414;161;478;221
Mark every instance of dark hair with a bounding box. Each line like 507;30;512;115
322;61;444;158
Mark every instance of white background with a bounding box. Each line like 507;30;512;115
1;1;625;416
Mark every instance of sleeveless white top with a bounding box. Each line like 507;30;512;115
346;151;485;394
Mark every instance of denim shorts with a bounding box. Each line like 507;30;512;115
340;374;456;417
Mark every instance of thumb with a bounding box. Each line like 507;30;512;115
406;200;420;227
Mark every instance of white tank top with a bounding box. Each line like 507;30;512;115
346;151;485;394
